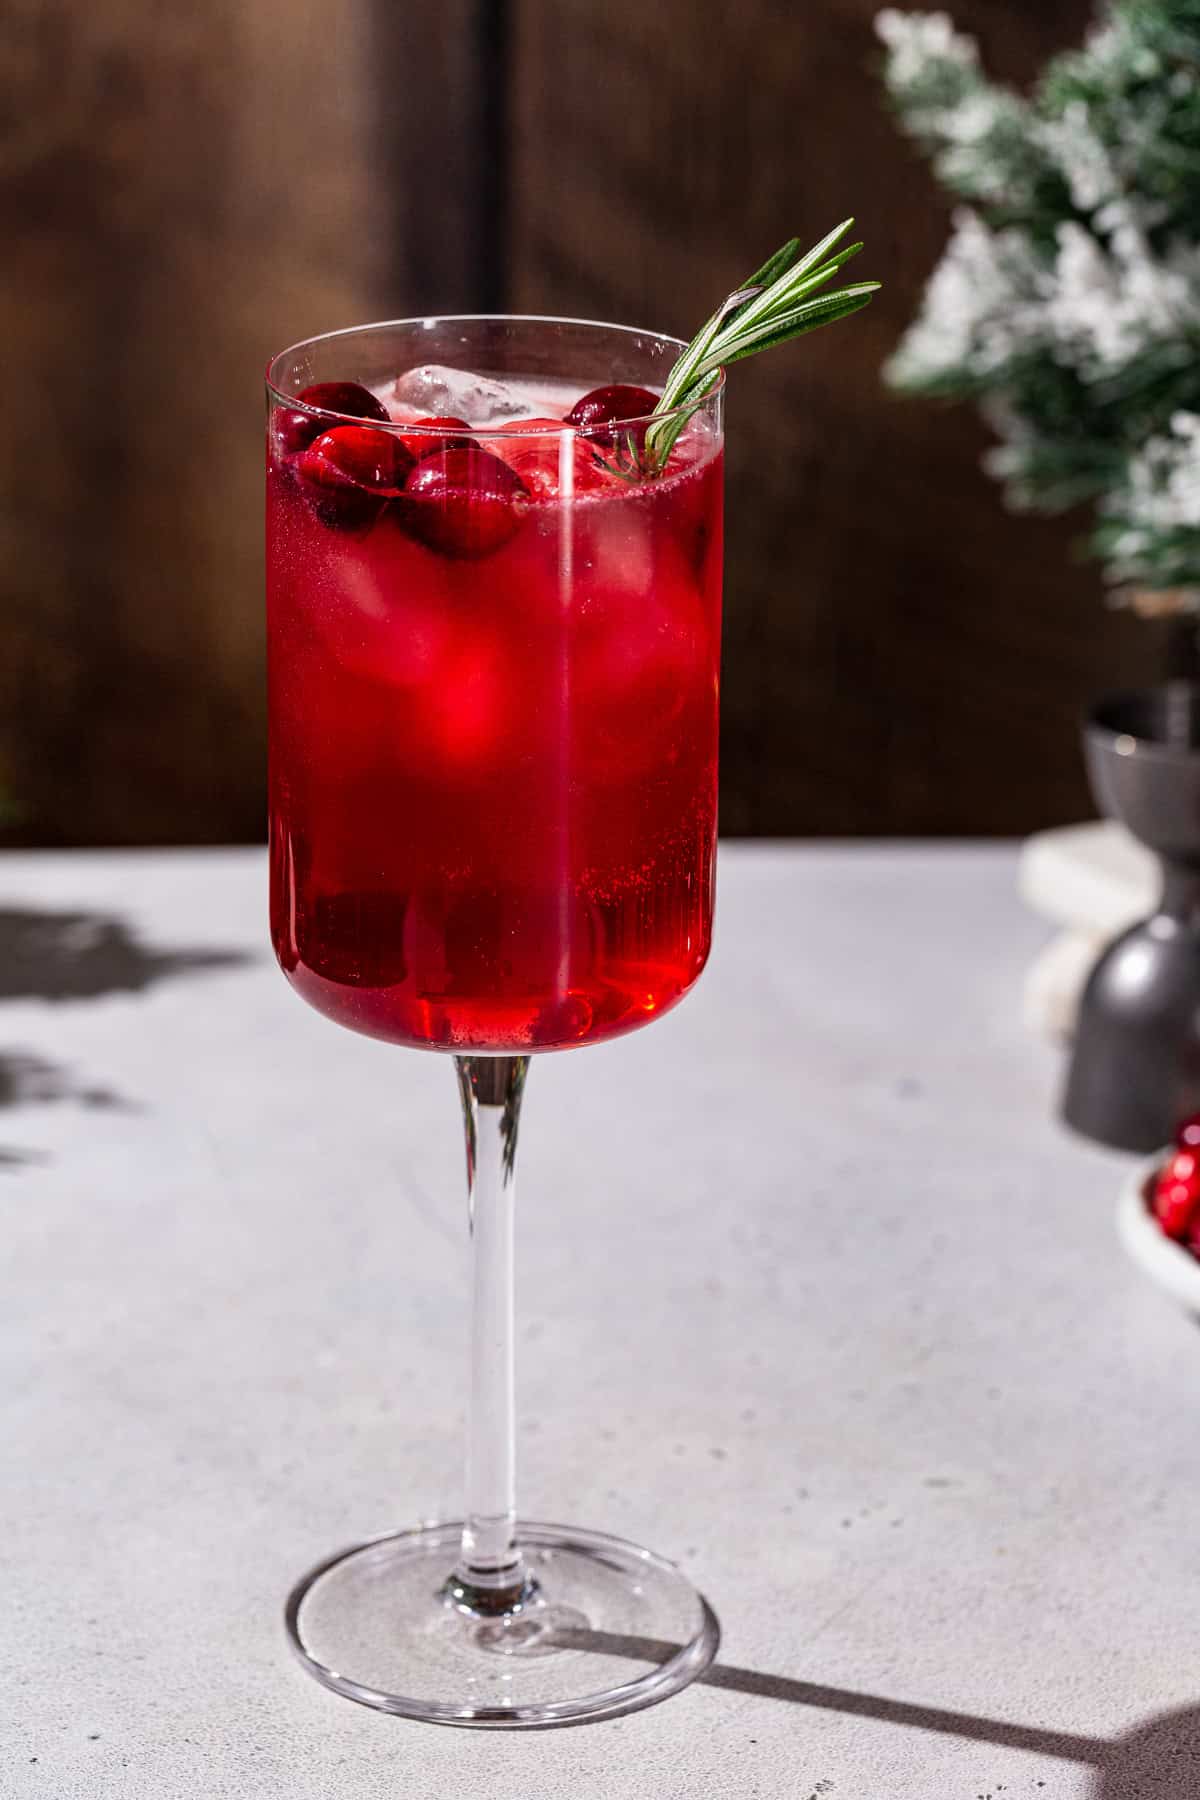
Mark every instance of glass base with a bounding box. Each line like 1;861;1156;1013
285;1519;720;1728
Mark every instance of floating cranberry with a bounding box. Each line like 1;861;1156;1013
301;890;409;987
295;425;414;529
565;383;659;431
403;415;475;460
276;381;390;456
496;417;567;434
401;448;527;558
494;418;610;501
1152;1148;1200;1239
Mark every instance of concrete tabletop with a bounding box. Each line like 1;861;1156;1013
3;844;1197;1799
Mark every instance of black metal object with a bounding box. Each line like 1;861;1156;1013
370;0;511;315
476;0;511;312
1062;684;1200;1151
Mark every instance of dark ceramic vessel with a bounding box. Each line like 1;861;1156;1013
1063;684;1200;1151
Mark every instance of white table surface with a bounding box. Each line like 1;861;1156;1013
3;844;1196;1800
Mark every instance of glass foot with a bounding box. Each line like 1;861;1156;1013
285;1519;720;1727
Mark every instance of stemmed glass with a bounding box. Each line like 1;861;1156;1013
266;317;724;1726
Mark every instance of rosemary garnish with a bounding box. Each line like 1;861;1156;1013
597;220;879;479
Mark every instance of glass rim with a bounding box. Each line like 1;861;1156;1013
264;313;725;439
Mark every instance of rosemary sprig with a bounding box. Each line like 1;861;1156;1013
634;220;880;473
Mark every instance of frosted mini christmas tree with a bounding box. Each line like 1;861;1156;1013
876;1;1200;600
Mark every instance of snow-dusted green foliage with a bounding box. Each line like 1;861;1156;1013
877;2;1200;591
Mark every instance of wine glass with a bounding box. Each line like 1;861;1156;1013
266;316;724;1726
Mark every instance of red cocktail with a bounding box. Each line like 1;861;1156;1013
267;317;725;1728
268;338;722;1053
266;227;878;1730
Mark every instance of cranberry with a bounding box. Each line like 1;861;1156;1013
496;416;567;433
1176;1112;1200;1150
276;381;390;456
401;448;527;558
295;425;414;529
403;415;475;460
494;418;610;501
565;384;659;431
302;890;409;987
1152;1149;1200;1239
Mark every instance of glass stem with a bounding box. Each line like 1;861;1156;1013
447;1055;534;1615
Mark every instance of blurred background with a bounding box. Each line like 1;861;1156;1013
0;0;1155;847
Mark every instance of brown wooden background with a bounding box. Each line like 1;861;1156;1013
0;0;1154;845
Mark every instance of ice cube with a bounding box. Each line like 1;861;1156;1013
390;364;536;427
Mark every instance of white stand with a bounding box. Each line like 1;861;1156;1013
1017;822;1156;1041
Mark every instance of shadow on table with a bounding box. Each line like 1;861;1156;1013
0;905;252;1168
0;906;250;1002
554;1629;1199;1793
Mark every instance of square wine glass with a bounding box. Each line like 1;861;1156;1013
266;316;724;1725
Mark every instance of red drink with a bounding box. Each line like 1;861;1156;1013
267;342;723;1053
268;264;872;1728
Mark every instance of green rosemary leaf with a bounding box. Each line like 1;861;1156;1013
744;242;866;322
791;241;865;293
643;377;720;469
694;288;881;372
656;276;768;414
655;252;805;417
746;237;803;290
692;284;881;375
644;220;879;475
655;305;728;415
730;219;858;336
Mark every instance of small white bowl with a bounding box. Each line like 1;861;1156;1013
1117;1154;1200;1314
